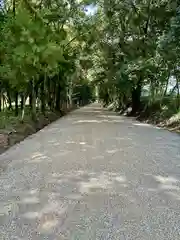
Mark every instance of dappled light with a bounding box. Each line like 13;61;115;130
66;140;76;144
106;149;119;154
73;119;125;124
30;152;50;163
0;0;180;238
99;115;126;119
92;155;104;160
133;122;162;130
0;102;180;239
152;175;180;202
21;196;40;204
52;150;72;157
133;122;152;127
39;217;58;232
47;170;129;197
2;170;131;236
3;168;180;230
155;175;179;184
1;157;180;238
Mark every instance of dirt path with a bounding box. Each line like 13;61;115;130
0;103;180;239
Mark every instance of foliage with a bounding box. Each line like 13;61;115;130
86;0;179;115
0;0;179;129
0;0;95;122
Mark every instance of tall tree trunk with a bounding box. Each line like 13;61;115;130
131;79;142;115
173;70;180;109
0;90;2;112
6;88;12;110
55;81;61;112
2;95;5;111
163;75;170;97
20;93;24;111
29;84;32;109
20;94;25;122
40;74;46;115
13;0;16;16
68;81;73;109
47;77;52;110
15;91;18;116
176;79;180;109
30;79;36;121
52;79;56;110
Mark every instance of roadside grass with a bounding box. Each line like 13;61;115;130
138;97;180;132
0;106;63;153
106;96;180;133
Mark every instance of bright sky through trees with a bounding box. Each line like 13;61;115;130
84;4;97;15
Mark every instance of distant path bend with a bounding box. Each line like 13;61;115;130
0;103;180;239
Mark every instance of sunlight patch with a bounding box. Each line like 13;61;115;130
155;175;179;184
31;152;44;159
79;174;112;194
21;197;40;204
160;185;180;191
133;123;151;127
40;216;58;232
92;155;104;159
106;149;118;154
114;176;126;183
66;140;76;144
22;211;39;219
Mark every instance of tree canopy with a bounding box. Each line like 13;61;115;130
0;0;179;123
0;0;95;120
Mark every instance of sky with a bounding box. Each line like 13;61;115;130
84;4;97;15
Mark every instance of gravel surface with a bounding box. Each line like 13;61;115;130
0;103;180;239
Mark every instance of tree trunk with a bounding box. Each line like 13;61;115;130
6;89;12;110
176;79;180;109
55;82;61;112
131;80;142;115
52;79;57;110
163;72;170;97
15;91;18;116
2;95;5;110
47;77;52;110
29;86;32;109
20;94;24;111
13;0;16;16
40;74;46;115
0;90;2;112
30;79;36;121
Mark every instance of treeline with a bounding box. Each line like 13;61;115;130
88;0;180;117
0;0;95;122
1;0;179;124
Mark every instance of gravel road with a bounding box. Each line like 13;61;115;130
0;103;180;239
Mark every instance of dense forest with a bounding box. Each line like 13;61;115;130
93;0;180;124
0;0;97;120
0;0;179;136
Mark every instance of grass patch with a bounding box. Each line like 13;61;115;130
137;97;180;133
0;106;67;154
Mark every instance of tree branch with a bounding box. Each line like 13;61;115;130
144;0;152;35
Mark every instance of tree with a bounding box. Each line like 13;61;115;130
86;0;178;114
0;0;95;122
